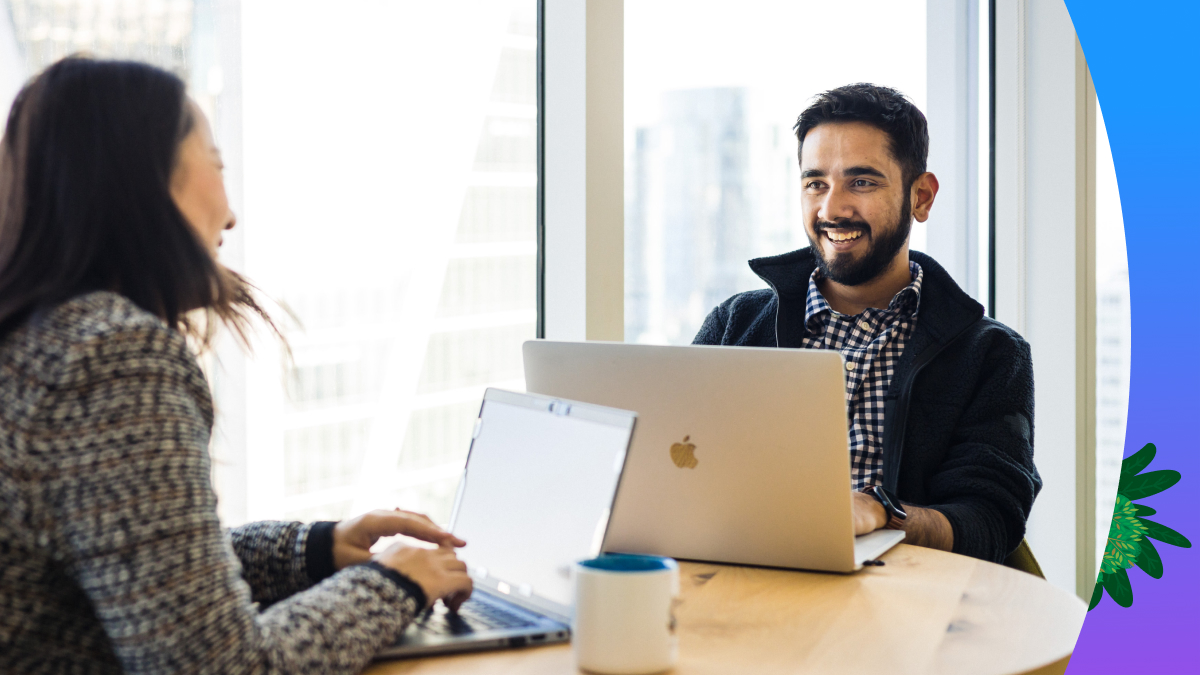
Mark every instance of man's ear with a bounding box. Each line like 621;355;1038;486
911;172;939;223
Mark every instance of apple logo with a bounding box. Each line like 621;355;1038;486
669;435;699;469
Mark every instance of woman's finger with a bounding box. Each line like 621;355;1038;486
441;572;474;606
395;517;464;547
395;511;467;547
444;585;473;613
360;511;441;540
396;509;436;526
350;509;466;548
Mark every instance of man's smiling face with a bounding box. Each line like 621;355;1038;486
799;121;912;286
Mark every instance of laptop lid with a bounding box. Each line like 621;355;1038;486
448;388;636;623
523;341;862;573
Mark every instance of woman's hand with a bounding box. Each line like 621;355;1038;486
332;509;466;571
373;541;474;611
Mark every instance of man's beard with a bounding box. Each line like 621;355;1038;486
807;192;912;286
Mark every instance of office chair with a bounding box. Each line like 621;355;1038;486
1003;538;1045;579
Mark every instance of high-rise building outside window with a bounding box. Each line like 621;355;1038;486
0;0;538;528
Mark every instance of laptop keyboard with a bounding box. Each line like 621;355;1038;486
413;595;540;636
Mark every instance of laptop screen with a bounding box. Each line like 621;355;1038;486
449;389;634;612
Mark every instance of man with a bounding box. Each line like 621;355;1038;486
693;83;1040;564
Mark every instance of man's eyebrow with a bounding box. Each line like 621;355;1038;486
800;168;826;179
843;166;887;179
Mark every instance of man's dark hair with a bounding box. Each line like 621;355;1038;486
793;83;929;188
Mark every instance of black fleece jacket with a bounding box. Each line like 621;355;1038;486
693;248;1041;563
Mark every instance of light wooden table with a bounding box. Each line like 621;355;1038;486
364;544;1086;675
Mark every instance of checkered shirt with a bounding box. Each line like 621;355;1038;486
800;261;923;490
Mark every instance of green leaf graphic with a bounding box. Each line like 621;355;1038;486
1119;443;1156;485
1133;504;1157;517
1092;442;1187;612
1139;518;1193;548
1102;567;1133;608
1120;470;1182;500
1135;536;1164;579
1088;579;1104;611
1101;494;1148;574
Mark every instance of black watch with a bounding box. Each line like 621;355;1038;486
864;485;907;530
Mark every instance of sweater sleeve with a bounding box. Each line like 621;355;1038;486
228;521;338;606
924;331;1041;564
39;322;421;674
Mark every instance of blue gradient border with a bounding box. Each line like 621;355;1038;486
1065;1;1199;671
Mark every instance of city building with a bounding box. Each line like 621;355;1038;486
626;87;803;345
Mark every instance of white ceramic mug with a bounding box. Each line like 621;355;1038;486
572;554;680;675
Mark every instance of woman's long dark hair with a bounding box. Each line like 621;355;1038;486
0;56;271;345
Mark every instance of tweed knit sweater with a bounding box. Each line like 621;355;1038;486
0;292;422;674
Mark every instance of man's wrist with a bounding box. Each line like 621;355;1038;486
869;498;889;531
863;485;907;530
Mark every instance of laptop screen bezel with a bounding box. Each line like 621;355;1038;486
447;387;636;624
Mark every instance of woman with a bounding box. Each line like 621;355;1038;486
0;58;472;673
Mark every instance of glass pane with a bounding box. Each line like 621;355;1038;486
624;0;927;345
0;1;537;528
233;1;536;526
3;0;194;76
1094;105;1131;566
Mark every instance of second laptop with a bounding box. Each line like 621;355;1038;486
523;340;903;573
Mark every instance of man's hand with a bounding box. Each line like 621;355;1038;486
848;490;956;552
332;509;466;571
851;490;888;535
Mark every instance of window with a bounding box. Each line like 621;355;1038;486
0;0;538;528
1094;105;1130;565
228;1;537;527
2;1;194;99
624;0;928;345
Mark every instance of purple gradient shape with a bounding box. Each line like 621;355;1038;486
1065;1;1200;672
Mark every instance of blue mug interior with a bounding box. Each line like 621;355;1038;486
578;553;677;572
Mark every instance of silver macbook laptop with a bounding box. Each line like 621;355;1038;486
523;341;904;573
377;388;636;658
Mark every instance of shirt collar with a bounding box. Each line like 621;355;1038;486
804;261;924;330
